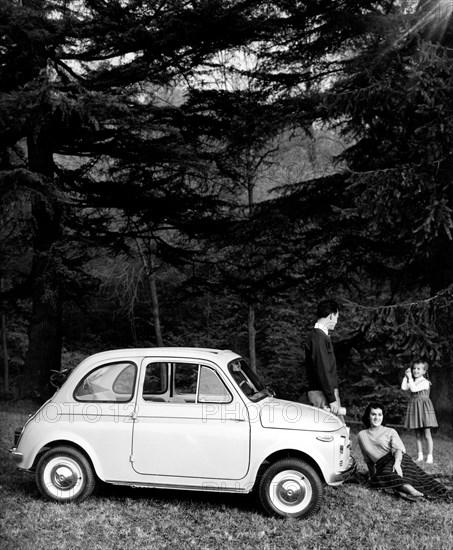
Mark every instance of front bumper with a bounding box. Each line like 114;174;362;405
331;456;357;484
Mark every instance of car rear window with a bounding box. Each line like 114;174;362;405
74;362;137;402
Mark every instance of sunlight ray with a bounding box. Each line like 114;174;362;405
396;0;453;46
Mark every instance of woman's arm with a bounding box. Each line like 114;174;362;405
392;449;403;477
366;462;376;478
358;431;377;479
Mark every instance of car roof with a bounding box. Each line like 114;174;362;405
55;348;244;401
79;347;241;364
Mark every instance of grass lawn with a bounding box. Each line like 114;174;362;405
0;403;452;550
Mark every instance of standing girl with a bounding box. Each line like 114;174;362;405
401;360;438;464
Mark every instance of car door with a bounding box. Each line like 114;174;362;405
131;359;250;480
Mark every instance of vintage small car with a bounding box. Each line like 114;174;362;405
10;347;355;518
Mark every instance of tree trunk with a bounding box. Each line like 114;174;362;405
248;303;256;372
1;278;9;394
428;241;453;430
430;366;453;431
23;251;62;399
148;254;164;347
22;115;63;400
137;242;164;347
247;175;257;371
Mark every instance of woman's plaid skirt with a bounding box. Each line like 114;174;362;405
370;453;446;498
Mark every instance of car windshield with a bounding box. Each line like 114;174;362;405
228;358;271;402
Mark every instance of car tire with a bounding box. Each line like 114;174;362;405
36;446;96;503
258;458;323;518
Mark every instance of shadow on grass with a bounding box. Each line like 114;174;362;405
96;480;262;512
4;470;263;515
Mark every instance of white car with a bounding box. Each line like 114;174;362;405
10;347;355;518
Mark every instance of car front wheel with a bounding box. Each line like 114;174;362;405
36;446;96;503
258;458;323;518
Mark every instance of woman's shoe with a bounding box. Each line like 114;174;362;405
426;454;433;464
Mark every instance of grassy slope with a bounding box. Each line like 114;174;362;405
0;407;452;550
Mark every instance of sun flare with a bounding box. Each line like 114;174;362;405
399;0;453;44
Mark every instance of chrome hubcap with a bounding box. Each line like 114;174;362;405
278;479;305;505
51;465;79;490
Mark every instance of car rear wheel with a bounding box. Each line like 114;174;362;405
258;458;323;518
36;446;96;503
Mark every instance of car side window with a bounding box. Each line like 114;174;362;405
140;362;232;404
142;362;169;402
199;366;232;403
74;362;136;402
174;363;198;402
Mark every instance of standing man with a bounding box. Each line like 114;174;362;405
305;299;343;419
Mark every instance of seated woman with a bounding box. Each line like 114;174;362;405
358;402;447;500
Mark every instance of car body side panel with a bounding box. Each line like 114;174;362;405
14;402;134;479
10;347;356;499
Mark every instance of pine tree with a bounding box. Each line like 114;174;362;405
0;0;277;397
0;0;406;398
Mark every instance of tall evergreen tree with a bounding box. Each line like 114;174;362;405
0;0;279;397
0;0;414;398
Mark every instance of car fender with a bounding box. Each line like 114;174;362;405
248;430;337;484
17;427;106;479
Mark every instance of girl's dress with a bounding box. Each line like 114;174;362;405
401;376;438;429
358;427;446;498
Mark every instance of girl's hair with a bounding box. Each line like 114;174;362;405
362;402;386;428
412;359;429;379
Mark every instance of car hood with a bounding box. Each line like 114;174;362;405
258;398;343;432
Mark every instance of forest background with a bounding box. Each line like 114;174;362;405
0;0;452;428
